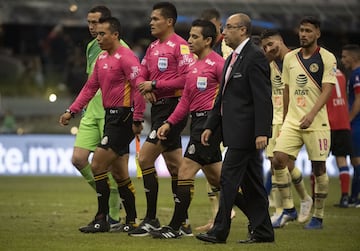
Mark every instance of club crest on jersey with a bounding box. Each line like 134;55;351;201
101;136;109;145
158;57;168;72
149;130;157;139
309;63;319;73
187;144;195;155
197;77;207;91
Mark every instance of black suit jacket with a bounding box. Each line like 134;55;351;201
204;39;273;149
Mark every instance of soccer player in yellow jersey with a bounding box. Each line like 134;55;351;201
260;29;313;227
272;16;337;229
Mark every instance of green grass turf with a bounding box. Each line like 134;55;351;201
0;176;359;251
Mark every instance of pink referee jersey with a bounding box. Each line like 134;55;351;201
326;69;351;130
137;33;194;99
69;46;145;121
167;51;224;125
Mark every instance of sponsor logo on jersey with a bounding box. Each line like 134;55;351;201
205;58;215;66
180;44;190;55
272;75;282;88
166;41;175;48
296;74;307;88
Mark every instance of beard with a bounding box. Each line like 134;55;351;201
300;40;315;48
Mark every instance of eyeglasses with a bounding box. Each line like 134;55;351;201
223;24;244;30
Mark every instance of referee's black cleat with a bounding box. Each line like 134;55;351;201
150;226;181;239
128;218;161;237
110;222;138;233
179;223;193;236
79;216;110;233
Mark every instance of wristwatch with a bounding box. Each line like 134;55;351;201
65;109;75;118
151;80;157;90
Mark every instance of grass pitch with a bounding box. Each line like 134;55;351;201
0;176;359;251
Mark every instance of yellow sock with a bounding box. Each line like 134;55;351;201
271;174;283;214
290;166;309;200
274;168;294;209
314;173;329;219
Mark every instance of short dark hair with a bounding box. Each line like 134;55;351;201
153;2;177;25
191;19;217;48
89;5;111;19
342;44;360;51
200;8;220;21
342;44;360;59
300;16;321;29
259;29;282;41
99;17;122;37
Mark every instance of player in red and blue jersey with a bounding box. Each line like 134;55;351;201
326;69;353;207
341;44;360;207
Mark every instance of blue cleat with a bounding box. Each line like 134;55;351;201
272;209;298;228
304;217;323;230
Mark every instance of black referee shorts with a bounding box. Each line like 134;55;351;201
99;107;133;156
184;111;222;165
146;97;188;152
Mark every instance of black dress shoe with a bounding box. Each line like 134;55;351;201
238;237;274;244
196;233;226;244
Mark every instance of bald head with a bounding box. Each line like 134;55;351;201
222;13;252;49
228;13;252;35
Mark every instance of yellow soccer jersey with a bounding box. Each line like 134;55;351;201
270;60;285;125
282;47;337;130
221;39;233;59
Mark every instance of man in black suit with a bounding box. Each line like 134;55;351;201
196;13;274;244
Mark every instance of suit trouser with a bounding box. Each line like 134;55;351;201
210;148;274;241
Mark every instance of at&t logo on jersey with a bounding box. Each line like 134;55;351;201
296;74;307;88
